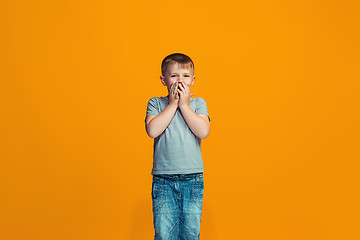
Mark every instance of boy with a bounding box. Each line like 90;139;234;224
145;53;210;240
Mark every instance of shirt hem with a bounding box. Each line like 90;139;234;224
151;168;204;175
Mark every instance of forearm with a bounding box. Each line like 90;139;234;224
146;104;178;138
179;105;210;139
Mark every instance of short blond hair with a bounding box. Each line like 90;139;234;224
161;53;194;76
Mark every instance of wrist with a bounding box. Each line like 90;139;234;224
179;103;189;110
167;102;178;110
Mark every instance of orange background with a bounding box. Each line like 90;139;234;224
1;0;359;239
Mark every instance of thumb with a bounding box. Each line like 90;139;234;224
190;93;194;97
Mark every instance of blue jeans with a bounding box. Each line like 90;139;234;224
152;173;204;240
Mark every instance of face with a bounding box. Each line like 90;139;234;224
160;63;195;92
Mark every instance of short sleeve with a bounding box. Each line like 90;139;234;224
195;97;210;122
145;97;160;122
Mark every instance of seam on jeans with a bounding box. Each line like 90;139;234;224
168;218;179;240
153;181;167;210
193;180;203;209
155;211;181;215
180;218;195;239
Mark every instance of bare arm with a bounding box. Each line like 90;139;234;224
179;105;210;139
145;82;180;138
178;82;210;139
145;104;177;138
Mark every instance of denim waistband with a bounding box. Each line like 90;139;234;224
153;172;203;181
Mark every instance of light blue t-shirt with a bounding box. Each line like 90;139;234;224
146;96;210;175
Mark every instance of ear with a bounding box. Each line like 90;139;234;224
190;75;195;86
160;76;166;86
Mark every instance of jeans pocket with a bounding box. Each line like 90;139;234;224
152;177;166;210
193;177;204;209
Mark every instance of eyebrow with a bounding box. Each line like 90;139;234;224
170;73;191;74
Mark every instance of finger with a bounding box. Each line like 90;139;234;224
171;83;176;94
182;82;186;91
178;83;185;91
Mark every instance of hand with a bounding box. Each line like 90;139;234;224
178;81;193;108
168;82;179;107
